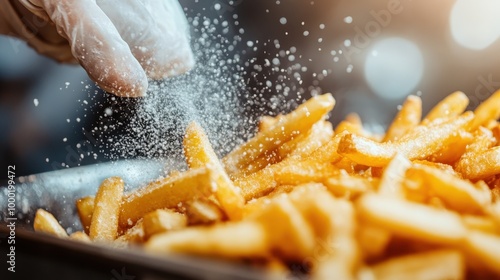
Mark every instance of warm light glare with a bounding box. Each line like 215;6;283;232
364;38;424;99
450;0;500;50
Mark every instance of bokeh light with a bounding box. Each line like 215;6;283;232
364;37;424;99
450;0;500;50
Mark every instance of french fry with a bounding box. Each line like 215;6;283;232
455;146;500;180
357;224;391;260
89;177;124;242
69;231;91;243
422;91;469;124
426;129;474;164
471;89;500;130
114;219;145;247
462;215;500;235
465;231;500;275
76;196;94;234
383;95;422;142
324;171;375;199
338;112;474;167
34;209;68;238
369;249;465;280
119;166;217;228
274;160;338;185
357;194;467;245
405;164;490;214
145;221;269;258
258;115;283;132
223;93;335;175
377;154;411;197
183;122;245;220
279;121;333;159
142;209;187;239
185;199;224;225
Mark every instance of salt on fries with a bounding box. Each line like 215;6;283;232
34;91;500;279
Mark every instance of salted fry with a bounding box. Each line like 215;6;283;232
223;93;335;175
184;122;245;220
114;219;145;246
274;160;338;185
377;154;411;197
185;199;224;225
465;231;500;275
76;196;94;234
34;209;68;238
369;249;465;280
422;91;469;124
338;112;474;167
279;121;333;159
383;95;422;142
89;177;124;242
119;166;217;228
146;221;269;258
357;194;467;245
142;209;187;239
324;172;375;199
456;146;500;180
471;89;500;129
405;164;490;214
69;231;91;243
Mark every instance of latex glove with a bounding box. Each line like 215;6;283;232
0;0;194;97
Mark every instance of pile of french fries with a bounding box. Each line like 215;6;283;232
34;91;500;279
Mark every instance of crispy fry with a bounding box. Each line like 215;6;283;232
34;209;68;238
471;89;500;130
357;194;467;245
185;199;224;225
456;146;500;180
369;249;465;280
465;231;500;275
422;91;469;124
145;221;269;258
383;95;422;142
274;160;338;185
338;112;474;167
76;196;94;234
89;177;124;242
142;209;187;239
223;93;335;175
184;122;245;220
405;164;490;214
69;231;91;243
279;121;333;159
119;166;217;228
377;154;411;197
114;219;145;247
324;171;375;199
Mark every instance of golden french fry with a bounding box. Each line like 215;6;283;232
274;160;338;186
324;171;376;199
223;93;335;175
338;112;474;167
377;154;411;197
279;121;333;160
146;221;269;258
185;199;224;225
89;177;124;242
119;166;217;228
357;224;391;260
471;89;500;130
405;164;490;214
369;249;465;280
34;209;68;238
465;231;500;275
357;194;467;245
334;120;363;136
69;231;91;243
76;196;94;234
184;122;245;220
456;146;500;180
258;115;283;132
114;219;145;247
142;209;187;239
383;95;422;142
422;91;469;124
427;129;474;164
255;195;316;261
462;215;500;235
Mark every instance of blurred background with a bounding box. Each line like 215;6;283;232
2;0;500;176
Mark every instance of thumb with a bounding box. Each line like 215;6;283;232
32;0;148;97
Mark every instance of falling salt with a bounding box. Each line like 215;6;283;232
344;16;353;24
279;17;287;25
33;99;39;107
214;3;221;10
63;138;67;142
346;64;354;73
303;31;309;36
319;24;325;29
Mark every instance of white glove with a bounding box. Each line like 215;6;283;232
0;0;194;97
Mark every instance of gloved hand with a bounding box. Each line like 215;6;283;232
0;0;194;97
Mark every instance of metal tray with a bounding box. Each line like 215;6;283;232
0;159;268;280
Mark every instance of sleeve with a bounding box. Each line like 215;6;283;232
0;0;75;63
